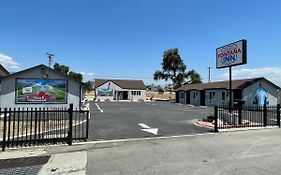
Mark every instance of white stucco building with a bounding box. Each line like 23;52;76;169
95;79;146;101
0;64;83;109
176;77;280;107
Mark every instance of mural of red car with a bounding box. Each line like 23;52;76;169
26;92;51;102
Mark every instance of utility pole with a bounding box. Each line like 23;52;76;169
207;67;212;83
47;52;54;67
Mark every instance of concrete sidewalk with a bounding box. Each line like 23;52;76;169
1;129;281;174
0;144;88;175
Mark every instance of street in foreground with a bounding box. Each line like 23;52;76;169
87;129;281;175
1;129;281;175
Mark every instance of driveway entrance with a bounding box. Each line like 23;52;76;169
88;102;213;141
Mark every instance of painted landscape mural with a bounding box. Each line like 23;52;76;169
16;79;67;103
97;88;113;96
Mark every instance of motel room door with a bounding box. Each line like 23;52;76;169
186;91;190;104
200;91;205;106
123;91;128;100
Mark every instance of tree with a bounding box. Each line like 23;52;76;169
53;63;69;74
154;48;202;89
187;70;202;84
158;88;164;94
69;71;83;82
53;63;83;82
84;81;94;91
164;84;172;91
145;85;152;91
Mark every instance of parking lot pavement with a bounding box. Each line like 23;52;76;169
88;101;213;141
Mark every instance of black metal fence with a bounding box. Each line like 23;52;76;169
214;104;281;132
0;104;89;151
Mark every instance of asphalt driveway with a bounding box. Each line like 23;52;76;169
88;101;213;141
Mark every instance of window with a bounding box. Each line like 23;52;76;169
222;91;226;101
222;91;229;100
131;91;141;96
180;92;185;99
209;92;215;100
193;92;198;99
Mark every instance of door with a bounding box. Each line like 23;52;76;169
200;91;205;106
186;91;190;104
176;92;179;103
123;91;128;100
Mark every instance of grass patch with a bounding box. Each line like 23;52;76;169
52;88;66;102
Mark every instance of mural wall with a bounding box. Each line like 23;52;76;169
242;79;279;106
97;88;113;96
16;79;67;103
253;87;269;105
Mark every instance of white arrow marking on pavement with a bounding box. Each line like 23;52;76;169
95;103;104;113
141;128;158;135
138;123;151;129
138;123;158;135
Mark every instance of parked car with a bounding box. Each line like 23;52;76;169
27;92;51;102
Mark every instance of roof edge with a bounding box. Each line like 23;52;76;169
175;77;278;91
94;79;146;90
94;80;123;89
0;64;10;75
0;64;82;84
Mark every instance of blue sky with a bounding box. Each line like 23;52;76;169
0;0;281;86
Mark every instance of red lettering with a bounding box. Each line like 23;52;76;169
237;48;241;53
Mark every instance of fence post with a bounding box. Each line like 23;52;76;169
68;104;73;146
34;108;38;143
263;104;267;127
2;108;7;151
86;111;89;139
277;104;280;128
238;107;242;125
214;106;218;132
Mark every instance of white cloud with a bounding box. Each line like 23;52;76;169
0;53;20;70
79;72;95;81
221;67;281;86
79;72;94;76
87;72;95;76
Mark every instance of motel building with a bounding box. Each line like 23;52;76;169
175;77;280;107
94;79;146;101
0;64;84;109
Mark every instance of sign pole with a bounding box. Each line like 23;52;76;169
216;39;247;112
229;66;232;113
